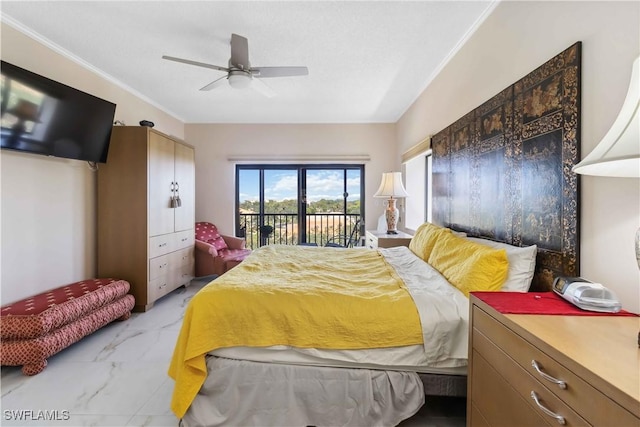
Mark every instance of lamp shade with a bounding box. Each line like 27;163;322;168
573;56;640;177
374;172;409;198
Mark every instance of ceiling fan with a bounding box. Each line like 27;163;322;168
162;33;309;97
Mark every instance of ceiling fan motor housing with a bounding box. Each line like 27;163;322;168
228;69;252;89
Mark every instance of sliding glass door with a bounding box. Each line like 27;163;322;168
236;165;364;249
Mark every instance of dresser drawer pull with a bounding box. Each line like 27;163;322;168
530;391;565;425
531;360;567;389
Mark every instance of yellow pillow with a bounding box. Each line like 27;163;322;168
409;222;451;261
428;232;509;297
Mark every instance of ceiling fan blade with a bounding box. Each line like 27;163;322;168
162;55;228;72
251;66;309;78
251;78;276;98
230;34;250;70
200;75;228;91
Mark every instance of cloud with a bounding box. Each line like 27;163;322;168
306;171;344;195
244;169;362;202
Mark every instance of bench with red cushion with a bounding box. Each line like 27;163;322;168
0;278;134;375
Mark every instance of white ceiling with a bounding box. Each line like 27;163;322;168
1;1;496;124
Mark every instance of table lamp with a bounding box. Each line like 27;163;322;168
572;55;640;345
374;172;409;234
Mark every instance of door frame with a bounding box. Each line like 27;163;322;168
235;164;365;247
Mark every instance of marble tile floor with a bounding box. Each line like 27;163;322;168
1;278;466;427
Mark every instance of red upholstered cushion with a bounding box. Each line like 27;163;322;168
195;222;228;250
0;279;131;340
0;294;135;375
219;248;252;262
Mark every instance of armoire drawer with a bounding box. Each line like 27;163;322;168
148;275;172;301
171;246;194;267
172;264;194;287
149;234;174;258
149;254;170;280
174;229;194;250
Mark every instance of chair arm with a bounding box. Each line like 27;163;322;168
195;239;219;257
222;235;246;250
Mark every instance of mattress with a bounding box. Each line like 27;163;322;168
209;246;469;374
210;345;467;375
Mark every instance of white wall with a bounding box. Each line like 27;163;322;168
3;2;638;314
186;124;397;234
0;22;184;304
397;1;640;312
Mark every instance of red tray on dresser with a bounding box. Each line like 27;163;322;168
471;291;638;316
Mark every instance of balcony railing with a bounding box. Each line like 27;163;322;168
239;213;362;249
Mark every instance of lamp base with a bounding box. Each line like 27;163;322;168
385;198;399;234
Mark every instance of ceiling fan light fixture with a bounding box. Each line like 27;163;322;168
228;71;252;89
162;33;308;95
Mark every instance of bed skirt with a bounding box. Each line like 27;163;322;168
181;356;425;427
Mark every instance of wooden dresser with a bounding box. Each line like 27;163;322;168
468;294;640;427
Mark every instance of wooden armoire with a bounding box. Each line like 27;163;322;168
97;126;195;311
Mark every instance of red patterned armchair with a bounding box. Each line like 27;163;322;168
194;222;252;277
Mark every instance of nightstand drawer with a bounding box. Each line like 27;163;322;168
367;233;378;249
473;328;588;426
471;348;558;427
473;306;637;426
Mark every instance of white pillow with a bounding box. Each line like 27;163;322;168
466;237;537;292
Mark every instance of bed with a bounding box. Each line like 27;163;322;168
169;43;581;427
169;223;539;427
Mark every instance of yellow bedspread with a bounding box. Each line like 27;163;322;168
168;245;423;418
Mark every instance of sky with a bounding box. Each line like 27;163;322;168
238;169;361;203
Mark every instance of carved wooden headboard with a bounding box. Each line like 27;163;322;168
431;42;581;291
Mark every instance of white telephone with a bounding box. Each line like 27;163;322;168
552;276;622;313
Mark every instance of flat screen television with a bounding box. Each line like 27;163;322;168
0;60;116;163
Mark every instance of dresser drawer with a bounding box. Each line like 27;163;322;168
473;328;589;426
149;234;174;258
471;348;554;427
172;263;194;287
149;254;170;280
473;307;637;426
148;275;172;301
174;229;194;250
170;246;194;268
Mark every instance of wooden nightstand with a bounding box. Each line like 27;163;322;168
468;293;640;426
365;230;413;249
